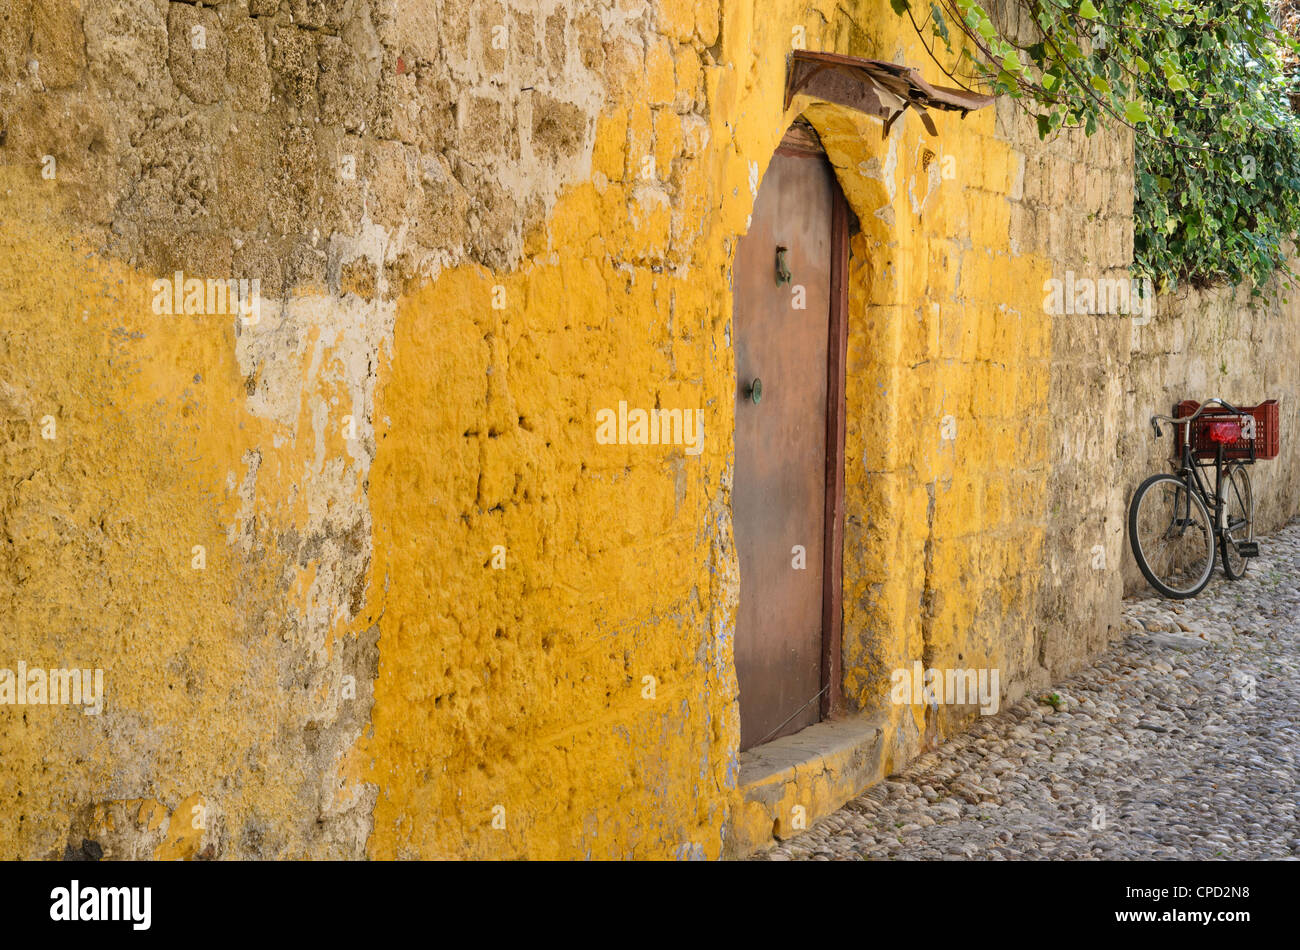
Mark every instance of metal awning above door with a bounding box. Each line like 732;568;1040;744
784;50;996;137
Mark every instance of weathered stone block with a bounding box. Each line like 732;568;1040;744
544;10;566;79
673;44;702;114
267;121;318;233
435;0;472;76
590;112;627;181
412;72;456;153
270;25;317;112
373;66;421;142
603;37;643;105
31;0;86;89
466;176;519;270
575;13;603;72
652;108;683;180
315;128;365;233
338;255;378;302
458;93;513;159
1115;219;1135;266
412;155;470;252
0;0;30;86
217;114;278;231
531;94;587;164
645;37;675;108
1008;203;1034;257
144;227;233;282
226;20;271;112
284;238;328;292
84;0;171;104
679;113;709;159
694;0;720;46
624;100;653;180
480;1;507;74
363;139;412;231
512;9;537;77
317;33;376;132
289;0;331;31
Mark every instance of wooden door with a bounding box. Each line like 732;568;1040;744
733;126;847;752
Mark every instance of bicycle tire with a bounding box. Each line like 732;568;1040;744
1128;473;1216;599
1220;462;1253;580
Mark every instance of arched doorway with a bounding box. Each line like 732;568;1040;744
733;118;849;751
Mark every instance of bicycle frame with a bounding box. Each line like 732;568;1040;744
1158;399;1250;541
1171;437;1228;534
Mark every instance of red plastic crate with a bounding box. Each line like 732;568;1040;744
1173;399;1279;460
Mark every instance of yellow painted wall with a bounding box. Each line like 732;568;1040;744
357;0;1057;858
1;180;378;858
2;0;1098;859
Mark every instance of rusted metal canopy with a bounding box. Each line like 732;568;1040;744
784;50;995;137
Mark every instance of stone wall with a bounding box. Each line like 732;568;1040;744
1122;279;1300;593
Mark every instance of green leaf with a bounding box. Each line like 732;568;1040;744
886;0;1300;290
931;3;951;47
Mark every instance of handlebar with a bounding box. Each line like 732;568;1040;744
1150;397;1243;439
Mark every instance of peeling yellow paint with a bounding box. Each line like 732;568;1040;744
154;793;206;860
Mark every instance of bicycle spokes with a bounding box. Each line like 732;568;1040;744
1130;476;1216;597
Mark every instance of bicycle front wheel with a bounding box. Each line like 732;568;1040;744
1128;473;1216;598
1221;462;1254;579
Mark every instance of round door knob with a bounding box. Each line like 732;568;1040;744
745;377;763;405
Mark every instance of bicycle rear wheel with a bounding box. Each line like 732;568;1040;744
1128;473;1216;598
1221;462;1253;579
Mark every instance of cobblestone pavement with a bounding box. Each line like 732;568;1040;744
761;521;1300;860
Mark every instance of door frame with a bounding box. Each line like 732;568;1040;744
822;158;848;721
768;120;848;724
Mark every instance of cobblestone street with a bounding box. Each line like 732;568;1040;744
761;521;1300;860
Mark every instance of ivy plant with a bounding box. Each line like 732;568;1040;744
890;0;1300;290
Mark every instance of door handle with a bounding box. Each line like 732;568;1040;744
775;247;791;286
744;377;763;405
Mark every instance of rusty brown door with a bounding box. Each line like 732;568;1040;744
733;130;847;752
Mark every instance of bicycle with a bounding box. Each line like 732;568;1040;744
1128;397;1277;599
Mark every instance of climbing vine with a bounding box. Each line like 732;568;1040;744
891;0;1300;290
